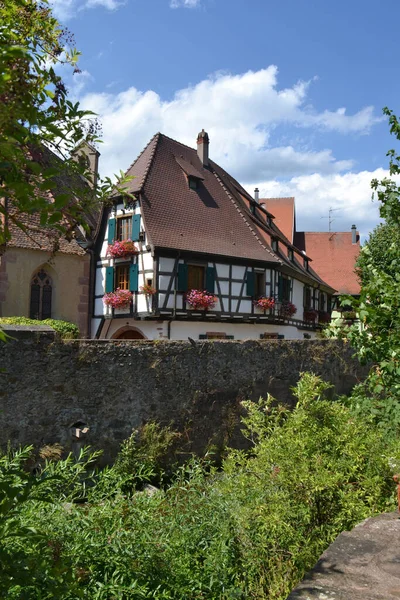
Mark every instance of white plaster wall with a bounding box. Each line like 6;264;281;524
219;281;229;295
216;263;229;278
95;267;106;296
99;318;317;341
232;265;245;279
292;279;304;317
159;257;175;272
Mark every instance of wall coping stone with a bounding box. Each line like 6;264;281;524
287;512;400;599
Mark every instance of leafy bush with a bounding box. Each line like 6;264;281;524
1;375;398;599
0;317;79;339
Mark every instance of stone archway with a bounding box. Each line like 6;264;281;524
112;326;146;340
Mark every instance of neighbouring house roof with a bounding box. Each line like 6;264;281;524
262;197;296;245
294;231;361;295
5;145;100;256
112;132;335;293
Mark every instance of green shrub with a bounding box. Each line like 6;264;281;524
1;374;399;599
0;317;79;339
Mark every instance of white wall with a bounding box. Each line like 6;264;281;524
99;317;317;341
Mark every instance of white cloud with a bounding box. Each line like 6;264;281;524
79;66;379;180
50;0;122;21
251;170;393;241
170;0;202;7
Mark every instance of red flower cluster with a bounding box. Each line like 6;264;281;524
254;296;275;311
103;288;132;309
106;240;138;259
279;301;297;318
304;309;318;322
140;284;156;296
186;289;217;310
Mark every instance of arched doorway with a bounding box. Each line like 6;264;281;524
112;326;146;340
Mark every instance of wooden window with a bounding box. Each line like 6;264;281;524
304;286;312;308
116;265;129;290
116;216;132;241
319;292;326;312
188;265;205;290
30;270;52;320
278;275;291;302
254;271;266;297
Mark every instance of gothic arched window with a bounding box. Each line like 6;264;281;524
30;270;52;320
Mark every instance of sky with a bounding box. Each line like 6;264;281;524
50;0;400;239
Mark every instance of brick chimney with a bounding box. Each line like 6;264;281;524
197;129;209;167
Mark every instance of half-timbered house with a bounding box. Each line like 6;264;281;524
92;131;335;340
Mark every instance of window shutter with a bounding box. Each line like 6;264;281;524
246;271;255;296
129;264;139;292
105;267;114;293
199;334;207;340
177;264;188;292
206;266;216;294
108;218;116;244
131;215;141;241
278;276;283;301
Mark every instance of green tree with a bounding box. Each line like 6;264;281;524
346;108;400;431
0;0;129;246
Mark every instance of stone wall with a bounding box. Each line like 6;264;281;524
0;328;368;462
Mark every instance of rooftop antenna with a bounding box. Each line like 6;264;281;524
320;207;341;232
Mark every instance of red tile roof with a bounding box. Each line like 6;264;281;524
6;145;99;256
262;197;296;244
294;231;361;295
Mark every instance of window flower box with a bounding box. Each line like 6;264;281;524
140;283;157;296
186;289;217;310
107;239;138;259
318;311;331;323
304;308;318;322
254;296;275;311
103;288;132;309
279;301;297;318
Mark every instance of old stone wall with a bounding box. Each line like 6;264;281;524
0;329;368;462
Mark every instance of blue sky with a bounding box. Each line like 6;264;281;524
51;0;400;238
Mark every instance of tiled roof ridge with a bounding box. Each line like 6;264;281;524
211;169;282;264
261;196;295;201
159;132;200;154
124;132;160;192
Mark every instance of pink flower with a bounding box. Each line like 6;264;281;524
254;296;275;311
106;240;138;259
186;289;217;310
103;288;132;309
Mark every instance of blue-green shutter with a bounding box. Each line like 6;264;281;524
206;266;215;294
131;215;141;241
278;276;283;301
108;218;116;243
129;264;138;292
105;267;114;293
177;264;188;292
246;271;255;296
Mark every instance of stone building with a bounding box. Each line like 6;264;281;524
0;144;100;337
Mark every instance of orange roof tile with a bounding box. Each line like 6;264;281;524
294;231;361;295
262;197;296;244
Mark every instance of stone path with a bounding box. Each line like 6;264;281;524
287;512;400;599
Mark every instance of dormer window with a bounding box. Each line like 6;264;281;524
304;258;309;271
288;249;294;261
188;176;198;190
271;238;278;252
267;216;272;227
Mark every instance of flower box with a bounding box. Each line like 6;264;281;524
107;240;138;259
279;301;297;318
304;309;318;322
186;289;217;311
254;296;275;311
318;311;331;323
103;288;132;309
140;284;156;296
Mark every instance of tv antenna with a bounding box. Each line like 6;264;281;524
321;207;341;232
